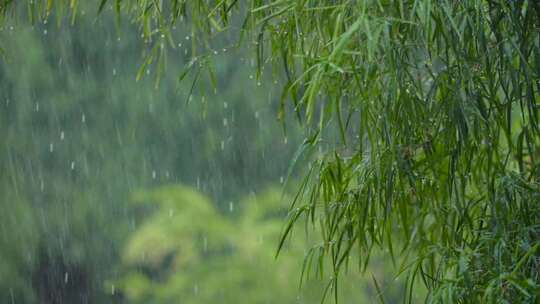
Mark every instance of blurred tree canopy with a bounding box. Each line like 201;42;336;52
0;6;304;302
1;0;540;303
115;185;406;303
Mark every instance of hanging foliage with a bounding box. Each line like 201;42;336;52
1;0;539;302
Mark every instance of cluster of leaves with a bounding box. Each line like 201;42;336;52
2;0;539;302
267;2;540;302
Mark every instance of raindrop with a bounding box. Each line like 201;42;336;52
220;140;225;150
43;29;47;35
160;34;165;38
249;75;254;79
112;68;116;76
64;272;69;284
169;209;174;217
9;26;13;31
185;35;190;40
283;137;288;144
223;118;228;126
255;111;259;119
40;180;44;192
193;284;199;295
165;170;170;178
280;176;284;184
60;131;65;140
81;113;86;123
111;284;115;295
203;237;208;251
213;50;218;55
229;201;234;212
70;161;75;170
257;82;261;86
152;170;156;179
196;176;200;189
178;42;182;47
49;143;54;152
223;102;228;109
35;102;39;112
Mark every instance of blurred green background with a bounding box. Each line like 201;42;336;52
0;8;408;304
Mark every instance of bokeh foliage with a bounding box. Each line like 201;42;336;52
0;6;303;302
116;185;407;303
